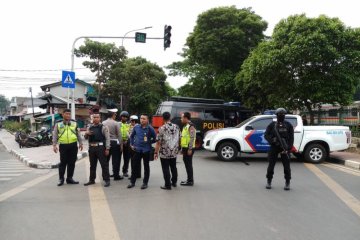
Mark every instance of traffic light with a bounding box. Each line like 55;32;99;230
164;25;172;50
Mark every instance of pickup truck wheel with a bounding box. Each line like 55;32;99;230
217;142;238;161
304;144;327;163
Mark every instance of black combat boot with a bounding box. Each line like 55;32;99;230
284;180;290;191
266;180;272;189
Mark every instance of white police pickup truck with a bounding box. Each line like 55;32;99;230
203;115;351;163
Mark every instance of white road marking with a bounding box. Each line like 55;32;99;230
305;163;360;218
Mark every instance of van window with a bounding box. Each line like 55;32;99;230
205;109;224;121
250;118;273;130
176;108;203;119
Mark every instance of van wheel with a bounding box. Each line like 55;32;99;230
217;142;238;161
304;144;327;163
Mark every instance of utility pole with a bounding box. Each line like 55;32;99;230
29;87;35;117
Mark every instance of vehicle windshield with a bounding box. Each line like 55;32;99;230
235;116;256;128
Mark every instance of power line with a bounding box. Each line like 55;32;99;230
0;68;87;72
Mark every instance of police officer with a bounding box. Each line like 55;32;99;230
264;108;294;190
119;111;131;177
103;109;123;180
84;113;111;187
180;112;196;186
53;109;83;186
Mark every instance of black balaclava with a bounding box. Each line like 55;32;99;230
277;114;285;123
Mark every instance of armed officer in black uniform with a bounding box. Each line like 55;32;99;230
264;108;294;190
84;113;111;187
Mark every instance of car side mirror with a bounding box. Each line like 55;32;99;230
245;125;254;131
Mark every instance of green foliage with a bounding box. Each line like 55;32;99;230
0;94;9;115
103;57;170;115
3;120;30;133
236;14;360;120
168;6;267;100
75;39;127;103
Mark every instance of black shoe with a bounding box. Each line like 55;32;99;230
141;183;148;190
84;181;95;186
172;183;177;188
110;174;114;177
127;183;135;188
104;181;110;187
160;186;171;190
180;181;194;186
114;176;124;181
66;179;79;184
123;173;129;177
284;181;290;191
57;179;64;186
266;180;272;189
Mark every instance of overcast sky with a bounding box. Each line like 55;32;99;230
0;0;358;100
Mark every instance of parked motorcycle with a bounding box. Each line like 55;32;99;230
15;127;52;148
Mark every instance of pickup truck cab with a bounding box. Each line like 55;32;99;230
203;114;351;163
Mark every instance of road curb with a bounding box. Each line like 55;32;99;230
327;157;360;170
0;138;88;169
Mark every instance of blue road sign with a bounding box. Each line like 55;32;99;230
62;71;76;88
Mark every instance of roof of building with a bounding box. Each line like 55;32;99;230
40;79;93;91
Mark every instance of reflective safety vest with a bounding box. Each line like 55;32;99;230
57;122;78;144
120;123;130;141
181;124;196;148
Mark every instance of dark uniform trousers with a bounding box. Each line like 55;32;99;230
121;141;131;174
129;147;141;178
59;142;78;180
182;148;194;183
160;157;178;187
266;146;291;181
108;140;121;177
89;145;110;181
130;151;150;184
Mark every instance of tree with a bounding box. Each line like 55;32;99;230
168;6;267;100
0;95;9;115
103;57;169;115
75;39;127;104
236;14;360;123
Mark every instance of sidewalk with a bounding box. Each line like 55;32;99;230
0;129;88;169
328;151;360;170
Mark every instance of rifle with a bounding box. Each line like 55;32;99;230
274;123;291;160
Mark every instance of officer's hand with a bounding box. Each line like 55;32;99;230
79;144;83;151
85;130;93;136
105;149;110;156
53;145;58;153
154;152;158;160
187;149;193;156
130;145;135;151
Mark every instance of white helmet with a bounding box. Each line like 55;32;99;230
130;115;138;121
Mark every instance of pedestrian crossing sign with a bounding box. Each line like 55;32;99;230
61;71;76;88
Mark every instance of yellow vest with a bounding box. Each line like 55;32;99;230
120;123;130;141
58;122;78;144
181;124;196;148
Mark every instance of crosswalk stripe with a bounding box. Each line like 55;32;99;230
0;173;23;177
0;178;12;181
0;170;32;173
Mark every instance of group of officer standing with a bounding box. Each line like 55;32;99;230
52;108;196;190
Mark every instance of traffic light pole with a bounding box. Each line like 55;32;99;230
70;35;164;119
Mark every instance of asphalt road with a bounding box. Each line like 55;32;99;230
0;145;359;240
